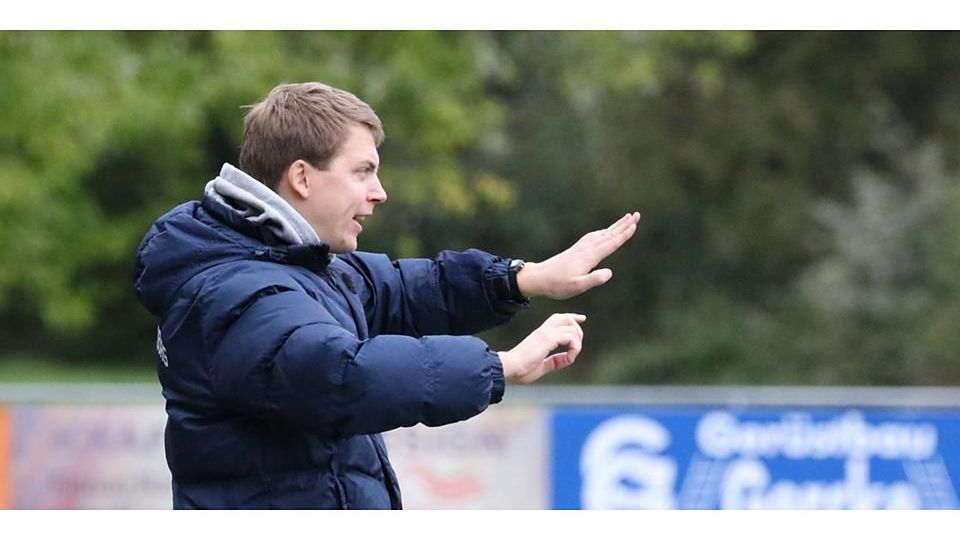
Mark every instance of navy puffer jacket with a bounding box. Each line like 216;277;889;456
133;193;521;509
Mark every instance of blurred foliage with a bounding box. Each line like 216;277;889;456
2;30;960;385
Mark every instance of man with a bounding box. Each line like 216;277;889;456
134;82;640;509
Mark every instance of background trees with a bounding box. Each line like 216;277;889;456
2;31;959;385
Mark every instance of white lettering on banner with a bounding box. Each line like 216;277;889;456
580;415;677;509
696;410;937;461
721;458;921;509
576;410;956;509
156;327;168;367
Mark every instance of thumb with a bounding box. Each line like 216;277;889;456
576;268;613;291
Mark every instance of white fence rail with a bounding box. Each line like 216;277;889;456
2;383;960;407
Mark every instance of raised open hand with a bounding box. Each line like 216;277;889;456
516;212;641;300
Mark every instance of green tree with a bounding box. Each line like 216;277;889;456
4;31;960;386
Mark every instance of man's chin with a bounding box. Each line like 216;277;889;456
328;239;358;254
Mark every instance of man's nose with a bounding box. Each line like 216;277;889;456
370;176;387;203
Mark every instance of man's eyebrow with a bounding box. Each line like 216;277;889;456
357;159;379;171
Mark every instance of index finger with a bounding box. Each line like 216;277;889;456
603;212;641;235
592;219;639;260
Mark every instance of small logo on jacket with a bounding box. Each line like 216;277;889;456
156;326;169;367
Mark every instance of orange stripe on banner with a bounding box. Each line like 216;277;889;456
0;407;9;509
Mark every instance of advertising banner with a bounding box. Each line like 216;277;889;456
4;392;960;510
384;405;548;509
10;405;171;509
2;402;546;509
551;406;960;509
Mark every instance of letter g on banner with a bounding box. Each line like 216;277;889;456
580;415;677;509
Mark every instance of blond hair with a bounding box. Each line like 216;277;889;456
239;82;384;188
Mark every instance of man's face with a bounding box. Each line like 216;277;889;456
301;123;387;253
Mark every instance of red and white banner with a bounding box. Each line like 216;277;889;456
0;406;10;509
9;405;171;509
384;405;548;509
0;403;548;509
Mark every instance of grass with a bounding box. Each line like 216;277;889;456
0;355;156;383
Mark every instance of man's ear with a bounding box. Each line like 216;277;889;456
280;160;311;199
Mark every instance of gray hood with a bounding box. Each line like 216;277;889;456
204;163;323;246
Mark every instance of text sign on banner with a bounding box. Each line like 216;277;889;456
384;406;547;509
11;405;171;509
551;407;960;509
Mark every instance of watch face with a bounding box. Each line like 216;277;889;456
510;259;525;270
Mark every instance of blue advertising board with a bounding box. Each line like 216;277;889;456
551;406;960;509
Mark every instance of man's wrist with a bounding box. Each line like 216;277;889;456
498;351;516;382
515;261;539;299
507;259;528;302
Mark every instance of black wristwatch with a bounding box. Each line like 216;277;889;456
508;259;527;302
